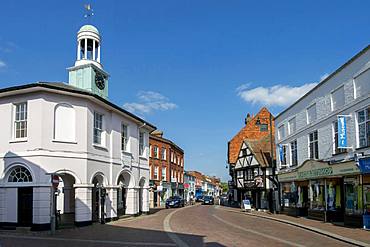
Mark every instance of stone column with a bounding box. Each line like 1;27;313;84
142;187;150;213
93;40;96;61
125;187;139;215
105;186;118;221
97;43;101;63
77;40;81;60
32;186;52;230
74;184;93;226
84;39;88;59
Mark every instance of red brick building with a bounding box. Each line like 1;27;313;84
227;107;277;209
149;131;184;207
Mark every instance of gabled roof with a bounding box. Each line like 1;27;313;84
0;82;156;131
228;107;274;164
244;136;275;168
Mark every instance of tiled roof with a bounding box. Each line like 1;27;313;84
228;107;274;164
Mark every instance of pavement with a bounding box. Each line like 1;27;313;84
218;206;370;247
0;204;368;246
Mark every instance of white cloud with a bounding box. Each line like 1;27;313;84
123;91;177;114
0;59;6;68
237;82;317;107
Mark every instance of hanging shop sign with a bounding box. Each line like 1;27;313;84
337;116;348;148
359;157;370;174
278;160;360;182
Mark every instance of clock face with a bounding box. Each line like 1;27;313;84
95;71;105;90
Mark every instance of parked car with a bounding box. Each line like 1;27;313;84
195;195;204;202
165;196;185;208
202;196;214;205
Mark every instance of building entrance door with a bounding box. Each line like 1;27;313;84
18;187;33;226
92;188;100;222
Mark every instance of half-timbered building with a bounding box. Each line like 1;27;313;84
234;136;276;210
228;107;277;210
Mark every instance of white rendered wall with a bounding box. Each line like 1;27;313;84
275;48;370;170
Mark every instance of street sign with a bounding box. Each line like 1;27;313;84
52;175;60;188
243;199;251;211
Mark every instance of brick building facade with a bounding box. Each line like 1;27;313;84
149;131;184;208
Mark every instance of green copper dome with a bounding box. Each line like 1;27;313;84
78;25;99;35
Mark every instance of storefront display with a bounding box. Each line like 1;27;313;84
310;180;325;210
364;175;370;215
344;177;362;216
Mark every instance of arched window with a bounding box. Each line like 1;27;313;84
54;104;76;142
8;166;33;182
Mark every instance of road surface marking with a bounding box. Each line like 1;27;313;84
212;213;306;247
163;206;198;247
0;234;176;246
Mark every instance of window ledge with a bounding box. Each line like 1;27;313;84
52;139;77;144
93;144;108;152
9;138;28;143
121;150;133;156
139;156;148;161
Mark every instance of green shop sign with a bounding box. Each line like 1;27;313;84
298;167;333;179
278;160;360;182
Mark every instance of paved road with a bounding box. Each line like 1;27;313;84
0;204;356;247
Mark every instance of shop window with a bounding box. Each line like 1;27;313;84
310;180;325;210
326;179;342;211
344;177;362;216
363;175;370;215
357;106;370;148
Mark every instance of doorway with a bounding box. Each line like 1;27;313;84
18;187;33;226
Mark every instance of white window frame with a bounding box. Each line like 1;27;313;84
288;117;296;135
154;166;158;180
153;146;159;159
309;130;319;159
121;123;129;152
278;125;285;140
13;102;28;139
306;103;317;124
139;131;145;156
357;106;370;148
162;167;166;181
93;111;104;146
161;147;166;160
330;85;345;111
290;140;298;167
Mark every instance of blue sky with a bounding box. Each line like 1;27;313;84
1;1;369;181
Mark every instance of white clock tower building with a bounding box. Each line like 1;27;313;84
68;25;109;99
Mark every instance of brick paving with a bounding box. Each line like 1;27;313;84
0;205;367;246
222;206;370;245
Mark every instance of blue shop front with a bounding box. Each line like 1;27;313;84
359;157;370;229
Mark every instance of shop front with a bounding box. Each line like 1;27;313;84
278;160;360;224
359;157;370;229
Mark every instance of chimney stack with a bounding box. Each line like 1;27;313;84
245;113;251;125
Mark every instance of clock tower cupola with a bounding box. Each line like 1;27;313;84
68;25;109;99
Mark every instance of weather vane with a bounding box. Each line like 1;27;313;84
83;3;94;20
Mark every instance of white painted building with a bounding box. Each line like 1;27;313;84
0;25;156;230
275;45;370;226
